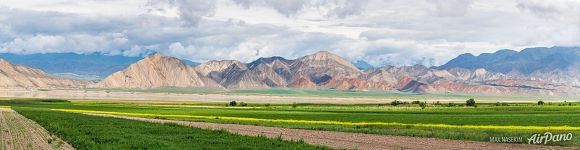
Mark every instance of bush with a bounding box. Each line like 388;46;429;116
537;101;545;105
291;102;298;108
229;101;237;106
391;100;403;106
240;102;247;106
493;102;509;106
0;99;70;105
411;100;421;104
466;98;476;107
419;102;427;109
447;102;456;107
39;99;70;103
264;103;270;107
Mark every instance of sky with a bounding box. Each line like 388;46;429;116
0;0;579;66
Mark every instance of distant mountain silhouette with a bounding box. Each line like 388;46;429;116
352;60;374;70
0;58;87;88
0;53;142;79
0;53;199;79
439;46;580;74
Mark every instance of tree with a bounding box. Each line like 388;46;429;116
447;102;456;107
240;102;248;106
537;101;545;105
229;101;237;106
391;100;403;106
466;98;476;107
419;102;427;109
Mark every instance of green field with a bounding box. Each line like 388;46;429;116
11;106;331;150
2;99;579;147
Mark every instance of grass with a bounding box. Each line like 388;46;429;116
51;108;580;131
13;106;332;150
38;102;580;126
2;99;579;147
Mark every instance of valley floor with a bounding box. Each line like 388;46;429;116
1;97;579;149
1;88;578;104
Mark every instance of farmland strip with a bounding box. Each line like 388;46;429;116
85;113;575;150
0;108;74;150
52;108;580;131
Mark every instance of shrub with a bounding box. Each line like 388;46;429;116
419;102;427;109
265;103;271;107
466;98;476;107
39;99;70;103
391;100;403;106
291;102;298;108
229;101;237;106
240;102;248;106
537;101;545;105
411;101;421;104
447;102;456;107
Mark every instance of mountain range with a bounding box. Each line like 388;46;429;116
0;59;87;88
0;53;198;80
1;46;578;96
440;47;579;74
440;47;579;85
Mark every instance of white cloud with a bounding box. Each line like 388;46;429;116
0;0;579;67
2;35;66;53
516;0;580;22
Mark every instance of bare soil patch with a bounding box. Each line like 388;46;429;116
0;108;74;150
86;113;574;150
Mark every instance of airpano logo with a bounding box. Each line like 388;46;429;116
490;132;573;145
527;132;573;145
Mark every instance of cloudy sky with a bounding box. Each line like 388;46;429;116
0;0;579;66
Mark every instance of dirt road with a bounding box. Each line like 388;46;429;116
87;113;575;150
0;108;73;150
